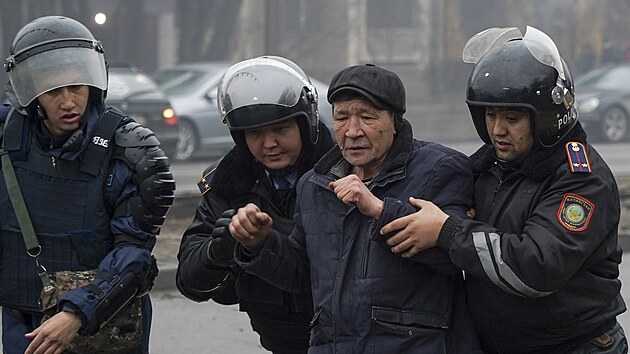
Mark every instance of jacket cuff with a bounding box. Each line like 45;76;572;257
61;302;89;334
203;239;235;268
235;238;266;263
235;231;275;265
437;215;463;251
371;197;414;242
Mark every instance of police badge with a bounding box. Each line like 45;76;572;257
557;193;594;232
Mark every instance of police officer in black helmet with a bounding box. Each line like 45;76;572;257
176;56;334;353
1;16;175;353
381;26;628;353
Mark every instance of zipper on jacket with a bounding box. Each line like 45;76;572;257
491;170;522;207
362;218;375;278
361;179;379;279
490;166;506;205
492;178;503;202
49;141;58;169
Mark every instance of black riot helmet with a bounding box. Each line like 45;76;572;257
464;26;577;148
4;16;108;110
217;55;320;145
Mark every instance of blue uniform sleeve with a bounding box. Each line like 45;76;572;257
58;247;152;334
107;159;156;247
58;159;156;334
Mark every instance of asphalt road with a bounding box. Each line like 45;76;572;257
146;263;630;354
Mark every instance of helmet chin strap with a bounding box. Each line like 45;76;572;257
493;154;518;171
493;145;538;172
36;104;47;120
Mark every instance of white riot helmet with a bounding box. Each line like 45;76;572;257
217;55;320;145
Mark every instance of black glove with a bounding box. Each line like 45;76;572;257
208;209;237;265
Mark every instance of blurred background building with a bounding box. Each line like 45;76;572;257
2;0;630;142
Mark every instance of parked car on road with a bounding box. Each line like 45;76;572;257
575;64;630;142
153;61;333;161
107;66;180;156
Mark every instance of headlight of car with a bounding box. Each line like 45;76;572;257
577;97;600;114
162;108;178;126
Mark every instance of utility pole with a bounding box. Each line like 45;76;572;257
265;0;281;55
347;0;366;65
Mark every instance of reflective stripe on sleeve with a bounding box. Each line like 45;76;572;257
472;232;554;298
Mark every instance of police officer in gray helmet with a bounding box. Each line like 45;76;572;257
1;16;175;353
176;56;334;353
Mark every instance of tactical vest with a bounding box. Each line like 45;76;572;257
0;108;123;311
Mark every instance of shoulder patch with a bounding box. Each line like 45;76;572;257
565;142;591;173
557;193;594;232
197;166;218;196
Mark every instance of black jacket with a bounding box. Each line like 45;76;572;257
439;124;626;353
176;122;334;353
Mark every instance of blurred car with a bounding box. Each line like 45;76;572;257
153;61;333;161
106;66;180;156
575;64;630;142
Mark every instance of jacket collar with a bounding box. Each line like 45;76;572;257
314;118;414;178
471;123;588;181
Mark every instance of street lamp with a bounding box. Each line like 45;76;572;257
95;13;107;25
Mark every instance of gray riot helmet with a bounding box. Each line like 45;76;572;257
217;55;320;145
464;26;578;148
4;16;108;108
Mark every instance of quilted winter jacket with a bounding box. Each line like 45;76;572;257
237;119;483;354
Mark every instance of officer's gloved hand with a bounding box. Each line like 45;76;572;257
208;209;237;266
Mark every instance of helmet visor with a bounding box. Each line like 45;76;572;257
462;27;523;64
8;46;107;106
218;58;314;120
522;26;565;80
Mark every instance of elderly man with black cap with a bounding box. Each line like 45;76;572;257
229;64;482;353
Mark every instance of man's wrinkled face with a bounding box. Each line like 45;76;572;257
38;85;89;138
485;106;534;161
245;118;303;170
332;98;395;180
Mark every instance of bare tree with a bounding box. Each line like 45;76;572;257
207;0;243;60
176;0;243;62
